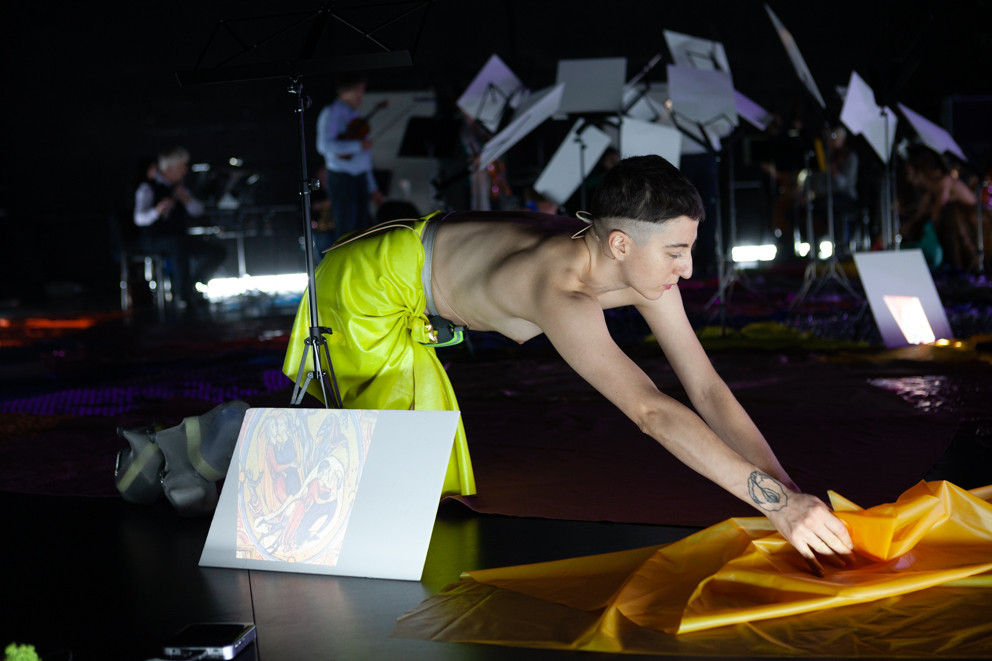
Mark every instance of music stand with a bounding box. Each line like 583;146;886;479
457;54;525;134
476;83;565;174
176;4;424;408
543;58;628;208
839;72;898;251
764;5;860;306
533;119;612;208
666;62;763;325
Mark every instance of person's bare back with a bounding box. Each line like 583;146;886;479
427;215;595;342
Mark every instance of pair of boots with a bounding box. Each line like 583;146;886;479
114;401;249;515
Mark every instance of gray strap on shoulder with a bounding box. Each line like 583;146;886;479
421;219;441;317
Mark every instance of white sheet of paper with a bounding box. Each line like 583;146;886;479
533;119;611;205
555;57;627;115
457;54;524;133
477;83;564;170
898;103;967;162
663;30;731;73
765;4;826;109
620;117;682;167
667;64;737;151
200;408;460;580
853;249;953;348
734;90;771;130
839;71;897;162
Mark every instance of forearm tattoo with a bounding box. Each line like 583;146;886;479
748;471;788;511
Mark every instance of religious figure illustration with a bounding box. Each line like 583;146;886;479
236;408;375;565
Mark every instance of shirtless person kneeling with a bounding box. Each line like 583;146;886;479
283;154;854;575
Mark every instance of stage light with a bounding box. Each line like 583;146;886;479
197;273;308;302
191;163;211;173
229;157;244;167
792;242;833;259
731;244;777;262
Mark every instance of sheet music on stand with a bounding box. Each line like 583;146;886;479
476;83;565;172
839;72;898;163
554;57;627;117
898;103;968;162
667;64;737;152
838;71;898;249
734;90;773;131
533;119;612;207
664;30;731;73
457;54;525;134
765;4;826;109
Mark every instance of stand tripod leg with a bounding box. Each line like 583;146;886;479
290;339;314;406
290;332;343;408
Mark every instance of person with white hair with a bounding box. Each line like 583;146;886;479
133;146;226;315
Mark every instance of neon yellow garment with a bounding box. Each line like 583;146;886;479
283;218;476;496
395;481;992;656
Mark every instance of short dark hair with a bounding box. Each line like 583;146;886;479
336;71;367;94
590;155;705;227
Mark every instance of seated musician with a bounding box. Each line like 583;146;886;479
133;146;226;314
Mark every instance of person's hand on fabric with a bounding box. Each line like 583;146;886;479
762;488;855;576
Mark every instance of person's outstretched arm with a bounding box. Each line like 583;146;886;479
538;286;853;574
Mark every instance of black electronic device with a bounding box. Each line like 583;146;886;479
162;623;256;660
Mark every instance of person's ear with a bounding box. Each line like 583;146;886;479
608;229;630;260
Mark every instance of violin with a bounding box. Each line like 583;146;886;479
338;100;388;140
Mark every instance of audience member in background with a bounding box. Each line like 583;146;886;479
133;146;226;315
315;72;384;249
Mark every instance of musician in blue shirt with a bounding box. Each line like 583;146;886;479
315;73;384;250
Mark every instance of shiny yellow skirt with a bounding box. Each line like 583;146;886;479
282;218;476;496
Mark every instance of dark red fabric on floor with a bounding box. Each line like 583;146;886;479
447;349;965;526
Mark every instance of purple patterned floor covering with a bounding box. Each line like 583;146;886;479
1;273;990;526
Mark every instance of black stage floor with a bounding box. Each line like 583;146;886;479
4;491;707;661
2;263;991;660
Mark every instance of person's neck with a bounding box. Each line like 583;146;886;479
579;232;625;294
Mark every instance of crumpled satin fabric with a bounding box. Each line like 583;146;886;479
394;481;992;656
283;218;476;497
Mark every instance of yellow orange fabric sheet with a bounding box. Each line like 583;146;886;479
395;481;992;656
282;218;476;496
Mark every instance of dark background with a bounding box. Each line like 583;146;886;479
1;0;989;305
